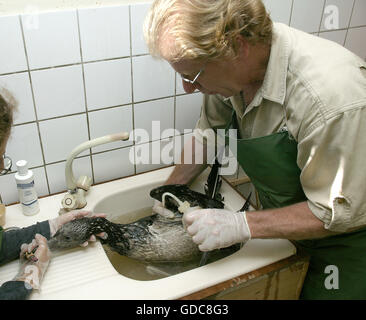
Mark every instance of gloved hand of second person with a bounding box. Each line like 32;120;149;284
14;234;51;290
152;200;175;219
48;210;107;246
183;209;252;251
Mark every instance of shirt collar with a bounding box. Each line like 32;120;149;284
228;23;290;117
260;22;290;105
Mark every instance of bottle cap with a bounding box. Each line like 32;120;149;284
16;160;28;176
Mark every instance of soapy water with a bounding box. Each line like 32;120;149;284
103;207;239;281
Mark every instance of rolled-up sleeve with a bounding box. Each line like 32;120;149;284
0;220;51;266
298;106;366;232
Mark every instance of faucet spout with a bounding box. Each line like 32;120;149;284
65;132;129;191
62;132;130;211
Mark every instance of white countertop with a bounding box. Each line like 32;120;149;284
0;167;296;299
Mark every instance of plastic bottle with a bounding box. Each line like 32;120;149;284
15;160;40;216
161;192;201;229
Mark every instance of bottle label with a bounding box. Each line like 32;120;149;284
17;181;35;189
17;180;38;205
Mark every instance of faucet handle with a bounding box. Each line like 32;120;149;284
61;189;87;210
62;193;78;210
76;175;92;191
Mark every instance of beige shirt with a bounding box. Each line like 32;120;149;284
195;22;366;232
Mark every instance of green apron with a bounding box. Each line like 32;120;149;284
225;111;366;299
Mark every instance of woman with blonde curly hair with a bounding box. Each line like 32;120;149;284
147;0;366;299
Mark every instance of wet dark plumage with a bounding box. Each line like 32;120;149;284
149;184;224;211
48;185;230;263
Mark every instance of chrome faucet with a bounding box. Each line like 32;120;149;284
61;132;130;211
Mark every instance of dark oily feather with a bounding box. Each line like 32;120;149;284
149;184;224;211
48;185;226;263
239;192;252;212
204;159;224;203
48;217;131;253
48;216;201;262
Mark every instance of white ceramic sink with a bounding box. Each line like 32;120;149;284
0;166;296;299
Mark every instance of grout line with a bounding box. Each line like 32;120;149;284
5;142;136;174
128;5;137;175
344;0;357;47
173;70;177;166
3;1;365;201
23;111;87;123
0;55;149;78
1;4;365;81
18;14;51;195
9;92;199;127
76;8;95;185
317;0;327;34
288;0;295;27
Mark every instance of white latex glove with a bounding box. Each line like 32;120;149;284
48;210;107;246
183;209;251;251
14;234;51;290
152;200;175;219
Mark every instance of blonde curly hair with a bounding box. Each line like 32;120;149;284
144;0;272;62
0;88;17;144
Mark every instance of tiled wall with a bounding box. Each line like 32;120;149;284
263;0;366;59
0;0;365;205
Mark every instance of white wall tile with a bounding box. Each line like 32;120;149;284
0;15;28;74
22;10;81;69
6;1;365;203
39;114;89;163
84;59;132;110
130;2;151;55
350;0;366;27
134;97;174;144
291;0;325;33
7;123;44;168
173;133;193;164
320;0;354;31
88;105;133;153
0;72;36;124
31;65;85;120
32;167;49;198
0;166;48;205
319;29;347;45
175;93;203;134
46;156;92;194
78;5;130;62
262;0;293;24
132;55;175;102
345;26;366;60
135;138;174;174
92;147;134;183
220;157;239;179
0;172;18;204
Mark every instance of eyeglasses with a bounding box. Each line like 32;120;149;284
180;68;204;85
0;155;12;176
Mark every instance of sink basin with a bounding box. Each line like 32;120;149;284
93;180;241;281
